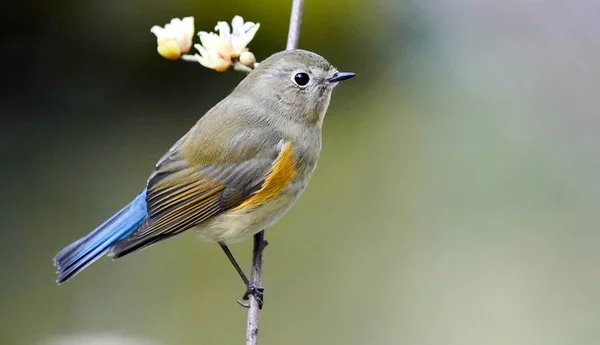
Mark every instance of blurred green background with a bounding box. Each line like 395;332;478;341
2;0;600;344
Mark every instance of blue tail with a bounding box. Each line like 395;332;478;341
54;191;147;283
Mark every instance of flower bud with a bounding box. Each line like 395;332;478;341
239;51;256;68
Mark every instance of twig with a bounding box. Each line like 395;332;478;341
180;54;197;63
245;231;266;344
286;0;304;51
233;61;254;73
245;1;305;344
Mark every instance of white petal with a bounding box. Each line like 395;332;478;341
162;23;175;36
198;32;215;49
231;16;244;36
214;21;231;40
194;43;208;57
242;22;255;32
195;54;212;68
150;25;164;36
232;23;260;52
182;17;195;38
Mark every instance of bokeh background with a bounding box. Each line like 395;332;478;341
2;0;600;344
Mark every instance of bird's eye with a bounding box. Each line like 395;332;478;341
293;72;310;86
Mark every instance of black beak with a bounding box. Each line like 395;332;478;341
328;71;356;83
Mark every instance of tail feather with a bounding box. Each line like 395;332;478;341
54;191;147;283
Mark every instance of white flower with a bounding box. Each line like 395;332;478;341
194;32;232;72
214;15;260;58
194;16;260;71
150;17;194;60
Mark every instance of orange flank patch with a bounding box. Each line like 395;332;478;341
236;141;296;209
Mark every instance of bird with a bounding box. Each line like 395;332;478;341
53;49;355;306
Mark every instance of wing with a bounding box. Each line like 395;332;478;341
109;131;288;258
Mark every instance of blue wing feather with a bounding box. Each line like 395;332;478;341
53;191;148;283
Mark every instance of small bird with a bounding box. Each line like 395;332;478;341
53;49;355;305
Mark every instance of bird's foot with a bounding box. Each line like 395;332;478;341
237;284;264;309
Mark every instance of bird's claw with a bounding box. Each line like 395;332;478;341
237;284;264;309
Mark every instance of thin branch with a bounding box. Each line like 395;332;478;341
286;0;305;51
233;61;254;73
245;231;266;344
180;54;197;62
245;1;305;344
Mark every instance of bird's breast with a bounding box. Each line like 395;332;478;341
193;176;309;244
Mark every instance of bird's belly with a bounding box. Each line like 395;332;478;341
193;184;305;244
